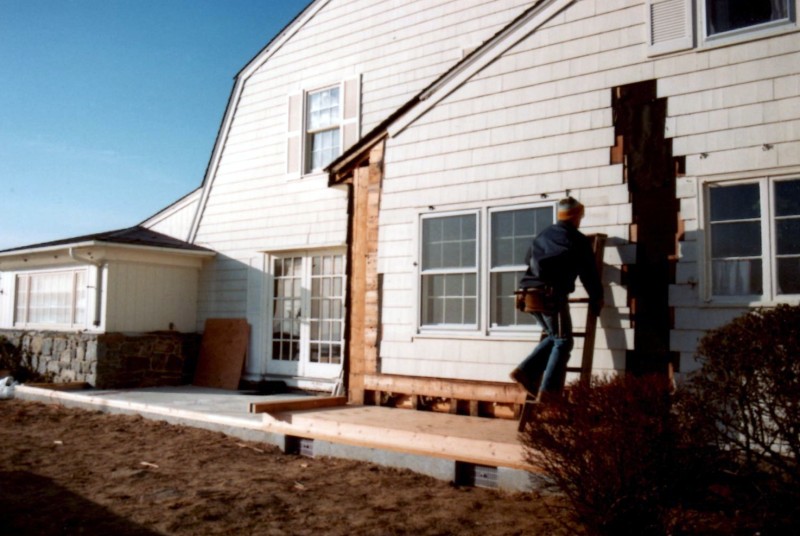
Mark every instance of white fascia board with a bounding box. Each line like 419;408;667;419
0;242;214;271
388;0;575;138
188;0;332;243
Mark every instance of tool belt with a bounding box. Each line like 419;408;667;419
514;286;557;313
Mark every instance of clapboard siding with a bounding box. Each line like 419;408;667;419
105;263;199;333
370;0;800;381
188;0;800;382
192;0;543;338
142;190;200;242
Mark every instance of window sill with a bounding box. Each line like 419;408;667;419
700;296;800;308
699;21;797;51
286;170;328;182
414;328;543;342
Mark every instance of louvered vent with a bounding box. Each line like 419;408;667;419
647;0;694;56
651;0;686;43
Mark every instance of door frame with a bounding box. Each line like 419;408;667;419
264;248;347;389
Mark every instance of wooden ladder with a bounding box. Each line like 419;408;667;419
518;233;606;432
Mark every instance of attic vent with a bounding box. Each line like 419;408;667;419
647;0;693;56
455;462;499;489
650;0;686;42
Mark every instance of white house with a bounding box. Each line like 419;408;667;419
2;0;798;409
0;227;213;387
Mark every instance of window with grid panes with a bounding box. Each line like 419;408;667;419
309;254;345;365
420;213;478;328
305;86;340;172
14;269;87;327
490;206;554;328
708;177;800;299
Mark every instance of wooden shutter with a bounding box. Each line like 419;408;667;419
647;0;694;56
287;92;303;176
341;76;361;151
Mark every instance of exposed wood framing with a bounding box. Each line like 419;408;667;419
249;396;347;414
613;80;679;376
345;141;385;404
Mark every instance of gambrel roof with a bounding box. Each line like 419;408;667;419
187;0;330;243
327;0;569;181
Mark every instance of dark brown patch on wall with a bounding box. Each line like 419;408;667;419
612;80;680;376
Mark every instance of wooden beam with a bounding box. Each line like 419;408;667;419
346;140;385;405
363;373;526;404
249;396;347;414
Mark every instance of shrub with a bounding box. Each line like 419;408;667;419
520;306;800;534
685;304;800;486
520;374;680;536
0;335;47;383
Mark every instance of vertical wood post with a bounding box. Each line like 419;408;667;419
346;140;385;404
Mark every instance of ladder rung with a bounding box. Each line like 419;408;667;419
569;297;590;303
572;331;586;337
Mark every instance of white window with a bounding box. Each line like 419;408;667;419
286;78;360;176
14;269;88;327
647;0;796;55
419;203;555;332
703;0;792;39
306;86;341;172
420;213;479;329
706;177;800;301
490;206;554;329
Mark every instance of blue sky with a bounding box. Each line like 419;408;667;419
0;0;311;250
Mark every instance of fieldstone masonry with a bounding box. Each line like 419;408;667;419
0;330;200;389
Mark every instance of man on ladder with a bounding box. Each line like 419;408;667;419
511;197;604;405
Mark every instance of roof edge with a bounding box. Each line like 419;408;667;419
325;0;570;183
188;0;332;242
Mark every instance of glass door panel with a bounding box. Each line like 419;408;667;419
268;251;345;381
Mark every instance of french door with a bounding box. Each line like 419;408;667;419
269;251;345;382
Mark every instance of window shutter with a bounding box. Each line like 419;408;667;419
647;0;694;56
341;76;361;151
286;92;303;175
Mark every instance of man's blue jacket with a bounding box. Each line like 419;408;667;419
518;220;603;309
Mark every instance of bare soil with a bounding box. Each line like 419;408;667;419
0;399;577;535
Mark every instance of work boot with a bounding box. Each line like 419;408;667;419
510;368;537;397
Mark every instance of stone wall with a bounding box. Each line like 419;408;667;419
0;330;200;389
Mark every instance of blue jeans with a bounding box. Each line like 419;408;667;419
518;298;573;394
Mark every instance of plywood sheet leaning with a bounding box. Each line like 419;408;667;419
193;318;250;390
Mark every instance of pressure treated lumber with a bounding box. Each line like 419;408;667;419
363;373;526;404
249;396;347;414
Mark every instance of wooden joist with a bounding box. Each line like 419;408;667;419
363;373;526;404
249;396;347;415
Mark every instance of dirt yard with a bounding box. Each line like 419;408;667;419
0;399;576;535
